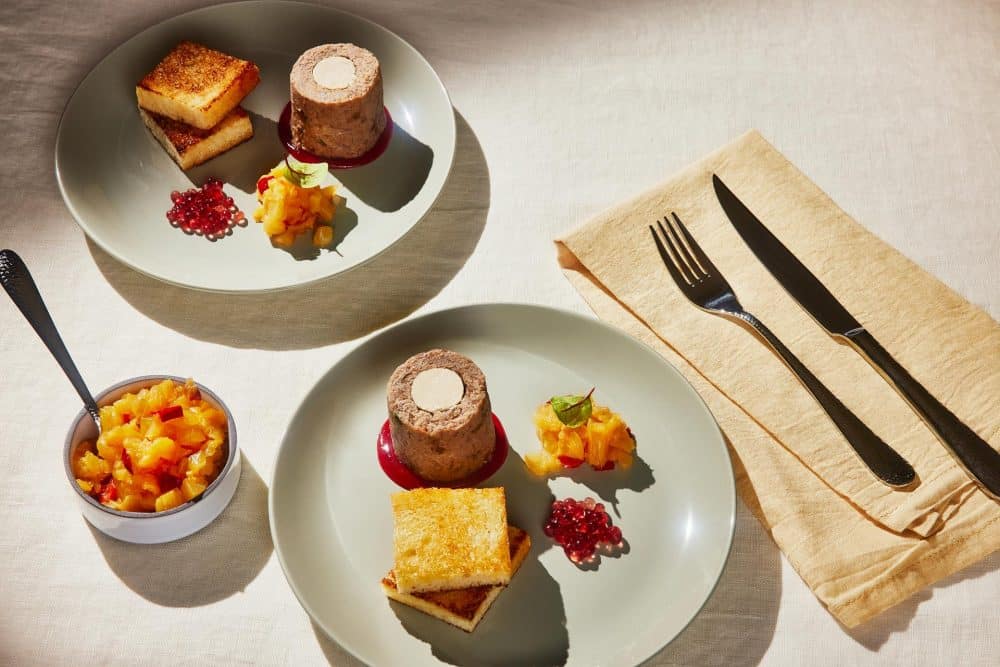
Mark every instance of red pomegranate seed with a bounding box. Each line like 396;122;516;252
164;178;244;239
544;497;624;564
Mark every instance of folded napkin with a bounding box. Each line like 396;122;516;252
556;130;1000;626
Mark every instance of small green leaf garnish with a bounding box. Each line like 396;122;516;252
550;388;595;427
279;156;329;189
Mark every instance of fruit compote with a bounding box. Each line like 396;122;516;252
71;379;227;512
166;178;246;239
525;394;636;476
544;497;624;564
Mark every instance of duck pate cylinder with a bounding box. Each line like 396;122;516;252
289;43;386;159
386;349;495;483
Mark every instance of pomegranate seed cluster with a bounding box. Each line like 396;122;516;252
544;496;623;564
166;178;246;239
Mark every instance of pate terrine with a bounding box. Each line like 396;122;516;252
386;350;495;483
289;43;386;159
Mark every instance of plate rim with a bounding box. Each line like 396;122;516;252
53;0;457;294
268;302;737;666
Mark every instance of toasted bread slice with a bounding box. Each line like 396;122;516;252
382;526;530;632
139;106;253;170
391;487;511;594
136;41;260;130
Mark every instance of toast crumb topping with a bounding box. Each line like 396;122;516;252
136;41;259;130
138;41;255;103
391;487;512;594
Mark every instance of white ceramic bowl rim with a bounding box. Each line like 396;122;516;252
63;374;238;519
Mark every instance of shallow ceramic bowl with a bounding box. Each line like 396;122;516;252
64;375;240;544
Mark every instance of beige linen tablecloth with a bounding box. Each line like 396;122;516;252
1;1;998;665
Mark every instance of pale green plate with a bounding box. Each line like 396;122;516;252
270;304;736;666
56;0;454;292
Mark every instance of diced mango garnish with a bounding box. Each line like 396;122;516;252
527;399;636;475
525;450;563;476
254;173;338;248
155;489;185;512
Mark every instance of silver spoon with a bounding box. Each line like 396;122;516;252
0;249;102;432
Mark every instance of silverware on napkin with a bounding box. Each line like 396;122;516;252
649;213;916;487
713;174;1000;500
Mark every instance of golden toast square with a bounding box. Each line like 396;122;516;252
139;106;253;170
391;487;511;594
136;41;260;130
382;525;530;632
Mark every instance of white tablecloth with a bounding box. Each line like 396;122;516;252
1;1;997;664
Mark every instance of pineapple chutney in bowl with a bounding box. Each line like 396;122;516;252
64;375;240;544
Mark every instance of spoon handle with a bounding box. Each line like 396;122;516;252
0;249;100;422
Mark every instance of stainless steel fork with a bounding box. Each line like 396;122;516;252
649;213;915;488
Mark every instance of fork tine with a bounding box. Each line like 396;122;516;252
657;219;697;283
671;212;719;277
664;214;705;280
649;224;691;287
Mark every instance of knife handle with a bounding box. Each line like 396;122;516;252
732;311;916;487
847;329;1000;501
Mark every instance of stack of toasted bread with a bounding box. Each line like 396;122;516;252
381;487;530;632
136;41;260;170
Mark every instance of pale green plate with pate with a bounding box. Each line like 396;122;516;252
270;304;736;666
56;0;454;292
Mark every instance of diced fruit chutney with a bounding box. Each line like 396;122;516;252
71;379;227;513
254;163;338;248
525;399;636;475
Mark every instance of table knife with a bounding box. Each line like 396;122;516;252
712;174;1000;500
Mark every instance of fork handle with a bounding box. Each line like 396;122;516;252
731;310;915;488
846;329;1000;501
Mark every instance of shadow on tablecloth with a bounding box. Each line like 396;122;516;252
86;455;272;606
88;110;490;350
845;547;1000;651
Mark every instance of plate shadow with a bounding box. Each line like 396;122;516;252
86;456;272;607
568;453;655;518
186;111;285;195
311;450;568;666
391;451;568;665
390;552;568;667
650;498;782;666
89;110;489;349
335;121;434;212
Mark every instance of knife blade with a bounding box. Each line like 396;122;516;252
712;173;1000;500
711;175;862;337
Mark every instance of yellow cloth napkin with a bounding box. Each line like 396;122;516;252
556;130;1000;626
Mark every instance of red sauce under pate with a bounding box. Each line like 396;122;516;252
377;413;509;489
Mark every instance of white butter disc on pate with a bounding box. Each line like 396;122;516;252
312;56;356;90
411;368;465;412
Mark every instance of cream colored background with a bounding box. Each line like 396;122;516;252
0;1;997;665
